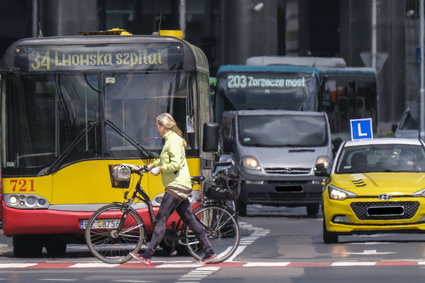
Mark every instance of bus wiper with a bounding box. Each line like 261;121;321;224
105;120;156;159
38;121;97;176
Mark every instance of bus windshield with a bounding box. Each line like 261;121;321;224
237;114;327;147
105;72;189;155
216;71;318;112
4;71;191;175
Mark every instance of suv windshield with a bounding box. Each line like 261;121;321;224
238;114;327;147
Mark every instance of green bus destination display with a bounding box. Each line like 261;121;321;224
227;74;306;89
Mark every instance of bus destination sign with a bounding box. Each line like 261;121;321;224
227;74;306;89
23;44;180;71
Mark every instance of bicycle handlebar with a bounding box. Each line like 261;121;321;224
119;163;150;173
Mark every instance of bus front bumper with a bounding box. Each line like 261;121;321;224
1;202;200;236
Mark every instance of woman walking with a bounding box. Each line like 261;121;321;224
130;113;216;264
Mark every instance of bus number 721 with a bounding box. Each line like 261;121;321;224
10;179;35;192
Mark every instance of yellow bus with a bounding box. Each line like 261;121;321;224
0;30;216;257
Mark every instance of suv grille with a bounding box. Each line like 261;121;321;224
264;168;311;175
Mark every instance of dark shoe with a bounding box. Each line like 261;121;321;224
129;252;152;265
198;253;217;264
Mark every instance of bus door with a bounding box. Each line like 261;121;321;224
102;72;162;199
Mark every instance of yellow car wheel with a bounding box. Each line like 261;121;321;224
323;218;338;244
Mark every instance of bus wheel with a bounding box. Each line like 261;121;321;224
306;204;320;217
13;235;42;257
45;238;66;256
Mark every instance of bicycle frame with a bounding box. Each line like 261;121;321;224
116;169;156;232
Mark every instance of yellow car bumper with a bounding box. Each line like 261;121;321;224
323;196;425;233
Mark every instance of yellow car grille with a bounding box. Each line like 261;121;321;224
350;201;419;220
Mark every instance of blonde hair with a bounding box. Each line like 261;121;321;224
156;113;186;146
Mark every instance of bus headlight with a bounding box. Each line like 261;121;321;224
9;195;18;205
242;156;261;170
4;194;49;209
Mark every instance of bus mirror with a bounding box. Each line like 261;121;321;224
203;123;219;152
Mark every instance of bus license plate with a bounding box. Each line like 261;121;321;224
80;219;121;229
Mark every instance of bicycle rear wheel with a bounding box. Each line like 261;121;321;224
85;204;145;264
185;205;240;263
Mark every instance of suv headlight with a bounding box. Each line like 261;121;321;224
328;185;357;200
316;156;330;169
242;156;261;170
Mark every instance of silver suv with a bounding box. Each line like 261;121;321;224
218;110;333;216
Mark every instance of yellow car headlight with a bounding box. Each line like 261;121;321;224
328;185;357;200
414;188;425;197
242;156;261;170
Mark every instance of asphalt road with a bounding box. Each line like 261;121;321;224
0;205;425;282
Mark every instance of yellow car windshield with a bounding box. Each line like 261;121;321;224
336;144;425;174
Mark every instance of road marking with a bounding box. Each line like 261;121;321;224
156;263;202;268
2;260;425;269
171;221;269;283
39;279;78;282
349;242;393;245
0;263;37;268
225;221;270;262
175;267;220;283
112;280;155;283
331;261;376;266
243;262;290;267
70;262;118;268
345;249;396;255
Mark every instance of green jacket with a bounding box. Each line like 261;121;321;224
151;131;192;199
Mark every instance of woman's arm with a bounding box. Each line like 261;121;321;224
159;135;184;174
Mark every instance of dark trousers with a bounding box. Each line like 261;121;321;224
143;191;213;258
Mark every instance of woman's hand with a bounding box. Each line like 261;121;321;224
150;167;160;176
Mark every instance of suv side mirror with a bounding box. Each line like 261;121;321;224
314;163;330;177
332;137;343;155
203;123;219;152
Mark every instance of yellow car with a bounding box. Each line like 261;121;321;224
316;138;425;243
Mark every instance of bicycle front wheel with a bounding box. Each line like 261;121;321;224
85;204;145;264
185;205;240;263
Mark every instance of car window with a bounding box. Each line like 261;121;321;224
336;144;425;173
